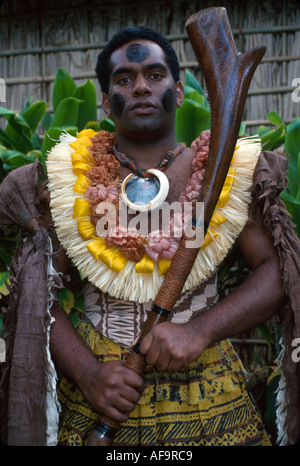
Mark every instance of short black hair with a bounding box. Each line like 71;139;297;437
95;25;180;94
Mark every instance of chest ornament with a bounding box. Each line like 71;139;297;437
114;143;185;212
47;128;261;302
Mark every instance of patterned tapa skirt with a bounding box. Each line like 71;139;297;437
57;321;271;446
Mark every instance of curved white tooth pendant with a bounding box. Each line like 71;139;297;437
121;168;169;212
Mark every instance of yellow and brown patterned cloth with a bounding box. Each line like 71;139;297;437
57;321;271;446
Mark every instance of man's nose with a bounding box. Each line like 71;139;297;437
132;74;152;96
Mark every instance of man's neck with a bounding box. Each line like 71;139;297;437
115;131;179;171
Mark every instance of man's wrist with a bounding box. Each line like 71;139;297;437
184;314;214;359
72;347;102;393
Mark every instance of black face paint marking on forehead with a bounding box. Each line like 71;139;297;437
112;93;125;119
162;88;175;114
126;43;150;63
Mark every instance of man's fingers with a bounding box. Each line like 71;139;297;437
156;354;171;372
103;387;140;423
120;384;142;404
114;394;135;413
139;329;170;369
106;405;130;424
167;359;186;374
122;366;144;391
140;334;163;368
139;333;153;356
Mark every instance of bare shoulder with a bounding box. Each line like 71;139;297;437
237;220;279;270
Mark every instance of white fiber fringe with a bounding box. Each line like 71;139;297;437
45;237;61;446
275;339;288;446
46;133;260;303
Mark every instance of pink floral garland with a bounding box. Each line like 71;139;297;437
84;130;210;263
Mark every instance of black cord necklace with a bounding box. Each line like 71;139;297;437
112;143;186;177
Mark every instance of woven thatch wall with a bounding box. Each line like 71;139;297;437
0;0;299;132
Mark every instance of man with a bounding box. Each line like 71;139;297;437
48;25;287;446
1;25;299;447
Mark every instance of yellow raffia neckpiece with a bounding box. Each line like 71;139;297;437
46;129;261;303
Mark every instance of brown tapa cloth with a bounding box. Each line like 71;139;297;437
0;152;299;445
0;160;61;446
249;151;300;445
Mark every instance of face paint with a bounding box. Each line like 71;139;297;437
126;43;150;63
112;93;125;119
162;88;175;114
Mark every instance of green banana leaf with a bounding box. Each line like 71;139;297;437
99;117;115;132
184;70;210;109
42;126;78;163
0;271;10;296
184;90;207;107
0;147;39;171
175;70;211;146
21;94;34;113
50;97;82;129
0;101;48;155
256;111;286;151
280;191;300;237
73;80;97;131
175;99;210;146
267;111;284;126
52;68;77;113
257;123;286;151
21;100;48;134
57;287;74;311
42;111;54;131
84;121;100;132
284;118;300;199
0;127;14;149
0;108;33;153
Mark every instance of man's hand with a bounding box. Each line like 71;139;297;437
50;302;144;424
139;321;206;373
78;359;144;424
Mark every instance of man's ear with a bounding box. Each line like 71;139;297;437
176;82;184;108
102;93;111;117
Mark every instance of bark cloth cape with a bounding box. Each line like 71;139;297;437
0;142;299;446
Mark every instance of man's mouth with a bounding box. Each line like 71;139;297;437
131;101;156;110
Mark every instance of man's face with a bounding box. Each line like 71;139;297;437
102;40;183;139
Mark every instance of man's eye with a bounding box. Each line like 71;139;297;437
151;73;162;80
119;77;130;85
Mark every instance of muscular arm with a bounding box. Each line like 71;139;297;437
196;220;286;342
140;220;287;372
50;249;144;423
